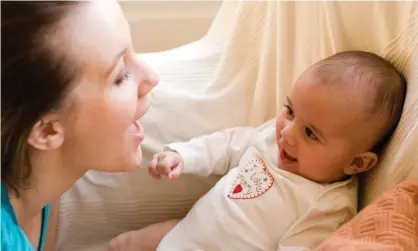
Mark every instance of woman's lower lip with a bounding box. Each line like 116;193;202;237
132;121;145;145
133;134;144;145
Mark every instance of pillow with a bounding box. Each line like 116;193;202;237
316;180;418;251
359;8;418;207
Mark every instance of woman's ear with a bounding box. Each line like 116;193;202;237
343;152;378;175
27;115;65;151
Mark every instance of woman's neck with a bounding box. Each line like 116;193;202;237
9;152;86;227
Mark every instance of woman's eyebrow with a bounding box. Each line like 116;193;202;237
104;47;128;78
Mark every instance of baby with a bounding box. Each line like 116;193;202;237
109;51;406;251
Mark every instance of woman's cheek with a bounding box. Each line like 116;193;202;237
120;81;140;116
136;95;150;118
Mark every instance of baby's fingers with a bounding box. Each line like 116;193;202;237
157;154;180;176
156;161;173;177
168;165;183;180
148;157;162;179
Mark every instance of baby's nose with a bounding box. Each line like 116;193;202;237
280;124;296;147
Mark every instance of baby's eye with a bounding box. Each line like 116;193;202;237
305;127;318;140
284;105;294;117
114;71;131;86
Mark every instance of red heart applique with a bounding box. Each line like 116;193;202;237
233;184;243;194
228;157;274;199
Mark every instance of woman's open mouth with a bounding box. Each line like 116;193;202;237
129;121;145;145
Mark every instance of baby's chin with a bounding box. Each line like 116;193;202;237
277;161;298;173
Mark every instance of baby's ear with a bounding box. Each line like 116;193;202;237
344;152;378;175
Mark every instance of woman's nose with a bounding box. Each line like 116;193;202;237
280;122;296;146
136;58;159;97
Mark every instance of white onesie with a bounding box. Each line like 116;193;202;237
157;124;357;251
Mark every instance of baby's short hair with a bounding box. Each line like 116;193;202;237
313;51;407;154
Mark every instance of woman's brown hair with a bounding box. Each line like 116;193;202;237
1;2;83;196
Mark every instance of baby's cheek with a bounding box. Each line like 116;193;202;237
302;148;324;167
322;152;346;173
275;119;283;141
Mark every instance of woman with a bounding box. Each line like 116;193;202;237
1;1;159;250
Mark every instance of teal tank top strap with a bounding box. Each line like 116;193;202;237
37;204;51;251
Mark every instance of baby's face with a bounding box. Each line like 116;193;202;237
275;70;374;183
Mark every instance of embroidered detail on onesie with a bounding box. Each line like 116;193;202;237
228;157;274;199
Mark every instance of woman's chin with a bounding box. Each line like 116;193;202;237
133;146;143;169
100;148;143;173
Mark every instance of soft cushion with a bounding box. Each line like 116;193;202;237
316;180;418;251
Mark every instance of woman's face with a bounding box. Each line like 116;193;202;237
58;1;158;172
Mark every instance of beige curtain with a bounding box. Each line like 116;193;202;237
204;1;417;125
57;1;418;250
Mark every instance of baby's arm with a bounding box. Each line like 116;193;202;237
148;119;276;179
160;126;257;177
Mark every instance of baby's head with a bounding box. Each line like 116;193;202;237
275;51;406;183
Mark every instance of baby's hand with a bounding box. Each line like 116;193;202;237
148;151;184;180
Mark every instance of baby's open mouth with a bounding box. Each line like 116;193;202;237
280;149;298;163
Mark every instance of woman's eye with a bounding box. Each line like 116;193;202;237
114;71;131;86
284;105;294;117
305;127;318;140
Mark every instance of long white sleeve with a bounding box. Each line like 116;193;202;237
165;127;256;176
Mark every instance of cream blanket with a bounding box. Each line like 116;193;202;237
57;1;418;250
